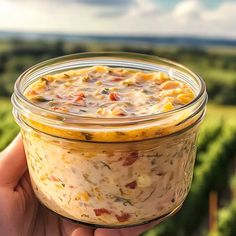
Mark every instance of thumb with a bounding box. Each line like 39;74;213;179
0;134;27;188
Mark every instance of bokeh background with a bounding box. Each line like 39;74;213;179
0;0;236;235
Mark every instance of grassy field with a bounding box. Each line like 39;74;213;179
0;98;19;151
206;104;236;122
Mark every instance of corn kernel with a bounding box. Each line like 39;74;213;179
185;92;194;99
81;73;89;82
75;191;89;201
75;193;81;201
157;72;170;82
122;78;134;85
95;81;102;85
109;87;118;91
34;80;47;90
161;102;174;112
93;66;108;73
177;93;194;104
153;72;170;84
81;191;90;201
137;174;152;188
40;174;48;181
142;72;155;80
161;81;180;90
97;108;105;115
55;183;64;189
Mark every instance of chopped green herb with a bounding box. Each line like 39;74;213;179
58;197;63;202
114;196;133;206
68;193;72;204
100;161;111;170
101;88;110;94
83;173;96;185
31;96;52;103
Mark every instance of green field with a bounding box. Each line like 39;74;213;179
0;39;236;235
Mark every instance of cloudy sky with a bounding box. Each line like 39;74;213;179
0;0;235;38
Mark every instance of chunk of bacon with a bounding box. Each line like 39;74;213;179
112;77;123;82
27;90;37;96
123;151;139;166
75;92;85;102
109;92;120;101
125;180;137;189
115;213;131;222
93;208;111;216
51;107;68;112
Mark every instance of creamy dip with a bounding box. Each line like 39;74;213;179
21;65;198;227
22;127;197;226
25;66;194;117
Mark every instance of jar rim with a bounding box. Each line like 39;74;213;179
12;52;207;126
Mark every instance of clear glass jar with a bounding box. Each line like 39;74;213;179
12;52;207;228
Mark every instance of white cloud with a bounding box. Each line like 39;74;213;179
173;0;204;22
202;2;236;27
170;0;236;37
0;0;99;33
126;0;160;17
96;0;159;18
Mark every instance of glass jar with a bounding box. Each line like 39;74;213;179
12;52;207;228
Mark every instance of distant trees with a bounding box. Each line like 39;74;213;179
0;39;235;104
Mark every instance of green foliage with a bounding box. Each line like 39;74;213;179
229;176;236;192
216;201;236;236
0;99;19;151
197;119;223;156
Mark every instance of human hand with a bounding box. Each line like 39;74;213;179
0;134;158;236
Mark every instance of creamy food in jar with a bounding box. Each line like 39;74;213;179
12;53;207;228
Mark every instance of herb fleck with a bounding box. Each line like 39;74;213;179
100;161;111;170
114;196;133;206
101;88;110;94
81;132;93;141
31;96;52;103
141;187;156;202
80;109;87;113
116;131;126;136
83;173;96;185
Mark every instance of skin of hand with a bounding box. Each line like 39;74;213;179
0;134;159;236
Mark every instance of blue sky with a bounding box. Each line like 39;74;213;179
0;0;235;38
156;0;223;9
